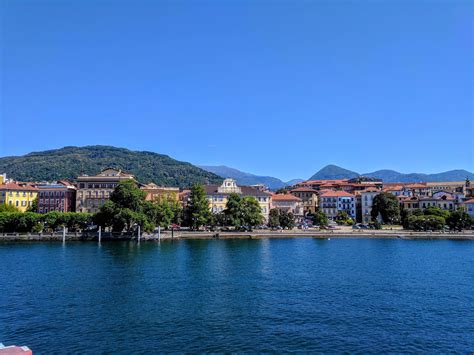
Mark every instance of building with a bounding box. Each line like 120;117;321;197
0;182;38;212
204;179;272;221
426;181;466;195
383;185;410;197
319;190;356;219
463;199;474;217
0;173;6;185
400;196;420;212
289;187;318;215
140;183;179;202
271;193;303;217
76;168;135;213
294;178;382;194
359;188;380;223
37;181;76;213
418;194;456;211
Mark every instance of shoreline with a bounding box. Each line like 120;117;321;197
1;230;473;241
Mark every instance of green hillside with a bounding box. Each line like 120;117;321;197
0;146;222;188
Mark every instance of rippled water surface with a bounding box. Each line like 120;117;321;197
1;238;473;353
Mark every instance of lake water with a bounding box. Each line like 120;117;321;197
0;238;473;353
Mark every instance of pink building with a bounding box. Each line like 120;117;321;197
37;180;76;213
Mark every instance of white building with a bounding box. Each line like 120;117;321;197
360;188;380;223
320;190;356;219
463;199;474;218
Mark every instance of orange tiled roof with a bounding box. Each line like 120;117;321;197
320;190;354;197
272;193;302;202
0;182;38;191
290;187;318;193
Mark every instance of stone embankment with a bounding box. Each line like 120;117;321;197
1;229;473;241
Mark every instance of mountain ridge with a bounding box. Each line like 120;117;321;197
0;145;222;188
199;165;302;189
310;165;473;183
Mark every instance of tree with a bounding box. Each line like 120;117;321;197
26;197;38;212
312;210;328;227
406;215;445;231
224;193;244;227
241;196;264;227
185;184;211;230
279;210;295;229
0;204;20;213
224;194;263;228
268;209;280;228
371;193;400;224
110;180;146;211
94;181;155;233
446;210;473;231
424;206;450;219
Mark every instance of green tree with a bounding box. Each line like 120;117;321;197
241;196;264;227
424;206;450;219
224;193;244;227
312;210;328;227
185;184;211;230
446;210;472;231
371;193;400;224
279;210;295;229
0;204;20;213
110;180;146;211
26;197;38;212
268;208;280;228
94;181;155;233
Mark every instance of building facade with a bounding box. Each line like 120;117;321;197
37;181;76;213
76;168;135;213
359;188;380;223
319;190;356;219
0;182;38;212
271;193;303;217
289;187;318;215
140;183;179;202
463;199;474;217
205;179;272;221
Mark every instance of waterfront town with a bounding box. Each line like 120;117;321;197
0;168;473;233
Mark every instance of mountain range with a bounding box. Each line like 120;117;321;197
201;164;473;186
199;165;303;189
0;146;471;189
0;146;221;188
309;164;473;183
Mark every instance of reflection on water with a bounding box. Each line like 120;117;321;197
0;239;473;353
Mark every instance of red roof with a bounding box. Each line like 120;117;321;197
0;183;38;191
290;187;318;193
464;199;474;204
272;193;302;202
361;188;379;193
320;190;354;197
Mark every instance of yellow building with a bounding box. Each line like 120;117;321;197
0;182;38;212
139;183;180;202
0;173;6;185
205;179;272;221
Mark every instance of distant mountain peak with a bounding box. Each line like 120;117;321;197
199;165;302;190
309;165;359;180
307;164;473;183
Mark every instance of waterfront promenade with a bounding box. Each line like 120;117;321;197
1;227;473;241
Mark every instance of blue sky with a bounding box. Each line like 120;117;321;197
1;0;472;180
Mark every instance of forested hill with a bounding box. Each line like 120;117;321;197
0;146;222;188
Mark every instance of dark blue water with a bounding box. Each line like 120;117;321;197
0;239;473;353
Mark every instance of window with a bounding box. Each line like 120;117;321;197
16;201;19;206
